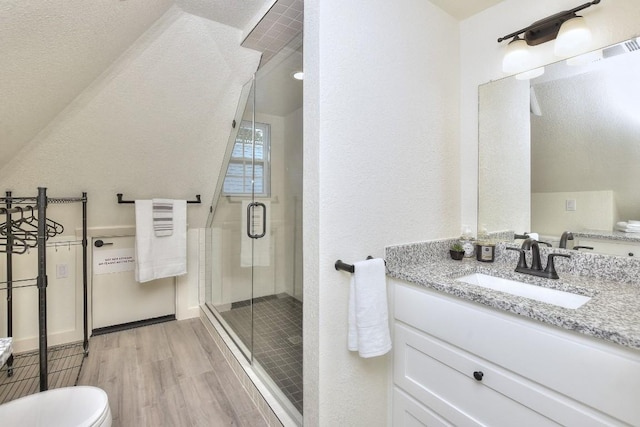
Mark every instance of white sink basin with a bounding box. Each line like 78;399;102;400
455;273;591;309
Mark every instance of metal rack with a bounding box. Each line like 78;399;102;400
0;188;88;393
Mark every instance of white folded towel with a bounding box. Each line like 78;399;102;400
527;232;539;241
616;221;640;232
152;199;173;237
348;258;391;358
135;200;187;283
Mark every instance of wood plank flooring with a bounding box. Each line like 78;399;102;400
77;318;268;427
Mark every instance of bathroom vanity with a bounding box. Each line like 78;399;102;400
387;241;640;426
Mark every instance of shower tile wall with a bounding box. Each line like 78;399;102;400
220;294;303;413
242;0;303;67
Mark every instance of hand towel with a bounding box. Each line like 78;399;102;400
152;199;173;237
348;258;392;358
240;200;271;267
527;232;540;241
135;200;187;283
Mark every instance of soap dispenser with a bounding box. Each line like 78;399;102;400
460;226;475;258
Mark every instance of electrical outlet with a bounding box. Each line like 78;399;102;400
56;264;68;279
566;199;577;211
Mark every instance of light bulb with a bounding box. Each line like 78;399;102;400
502;37;531;74
554;16;592;57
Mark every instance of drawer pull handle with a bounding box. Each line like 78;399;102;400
473;371;484;381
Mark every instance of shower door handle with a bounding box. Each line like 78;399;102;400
246;202;267;239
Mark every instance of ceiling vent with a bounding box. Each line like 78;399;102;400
603;36;640;58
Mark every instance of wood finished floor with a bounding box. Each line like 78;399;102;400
77;318;268;426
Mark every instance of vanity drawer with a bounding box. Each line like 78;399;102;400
394;322;619;426
393;387;453;427
394;281;640;425
395;323;560;426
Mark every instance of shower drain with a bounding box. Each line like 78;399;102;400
287;335;303;345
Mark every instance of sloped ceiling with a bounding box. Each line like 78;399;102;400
0;0;271;172
0;0;505;172
0;0;175;170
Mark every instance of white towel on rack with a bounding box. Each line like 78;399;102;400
348;258;391;358
135;200;187;283
152;199;173;237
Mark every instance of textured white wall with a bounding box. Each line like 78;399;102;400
532;191;616;236
461;0;640;234
0;7;259;349
304;0;460;424
478;77;530;234
531;56;640;222
0;8;260;229
0;0;173;171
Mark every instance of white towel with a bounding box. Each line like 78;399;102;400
527;232;540;241
348;258;392;358
240;200;271;267
616;221;640;233
135;200;187;283
152;199;173;237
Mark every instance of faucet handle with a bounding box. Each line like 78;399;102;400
506;247;528;269
544;253;571;279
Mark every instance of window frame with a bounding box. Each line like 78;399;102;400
222;120;271;198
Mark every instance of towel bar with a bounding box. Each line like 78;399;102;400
116;194;201;204
335;256;376;273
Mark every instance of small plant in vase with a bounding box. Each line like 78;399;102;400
450;242;465;260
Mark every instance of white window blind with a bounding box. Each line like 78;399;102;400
223;121;270;196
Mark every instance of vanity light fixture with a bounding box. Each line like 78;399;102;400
291;71;304;80
498;0;601;75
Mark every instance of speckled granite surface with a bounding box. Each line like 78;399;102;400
0;337;12;367
574;230;640;243
386;239;640;350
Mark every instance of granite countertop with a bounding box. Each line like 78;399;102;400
386;241;640;351
574;229;640;244
0;337;12;367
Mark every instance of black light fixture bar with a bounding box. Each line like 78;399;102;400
497;0;601;45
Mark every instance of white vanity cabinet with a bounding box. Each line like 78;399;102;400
575;238;640;257
391;280;640;426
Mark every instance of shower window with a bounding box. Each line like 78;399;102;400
223;121;271;196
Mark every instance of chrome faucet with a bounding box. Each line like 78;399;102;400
559;231;574;249
506;238;571;279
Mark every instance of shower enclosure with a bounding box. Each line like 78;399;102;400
204;37;303;421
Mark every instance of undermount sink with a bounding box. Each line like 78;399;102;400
455;273;591;309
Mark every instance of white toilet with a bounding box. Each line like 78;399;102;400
0;386;112;427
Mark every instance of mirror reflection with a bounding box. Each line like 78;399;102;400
479;37;640;256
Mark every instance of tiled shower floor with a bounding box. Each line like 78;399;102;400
220;294;303;413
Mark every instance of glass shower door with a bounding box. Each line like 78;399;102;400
205;33;303;421
205;77;257;362
249;35;304;417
